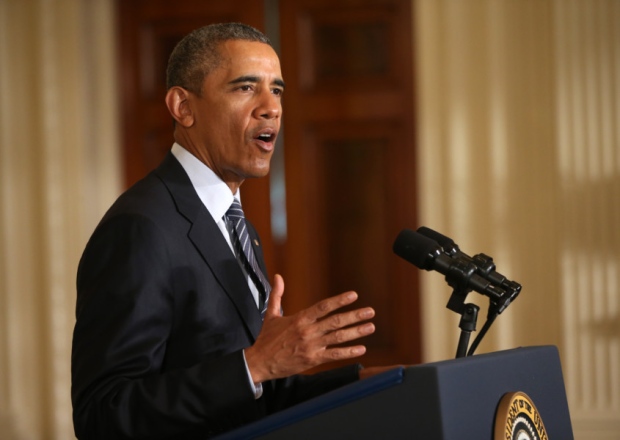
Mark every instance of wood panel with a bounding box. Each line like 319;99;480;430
279;0;421;367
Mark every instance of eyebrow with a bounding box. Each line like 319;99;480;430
228;75;286;89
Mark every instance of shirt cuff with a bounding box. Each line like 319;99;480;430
242;349;263;399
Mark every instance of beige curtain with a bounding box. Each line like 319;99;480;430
415;0;620;438
0;1;120;439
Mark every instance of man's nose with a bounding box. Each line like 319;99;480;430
254;91;281;119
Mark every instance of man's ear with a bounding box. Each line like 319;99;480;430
165;86;194;127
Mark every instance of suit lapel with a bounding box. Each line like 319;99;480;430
154;153;263;341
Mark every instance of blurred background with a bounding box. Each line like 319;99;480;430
0;0;618;439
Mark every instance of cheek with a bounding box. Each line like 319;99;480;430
220;110;247;139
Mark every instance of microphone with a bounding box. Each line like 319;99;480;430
394;226;522;356
415;226;521;313
417;226;506;286
393;229;506;302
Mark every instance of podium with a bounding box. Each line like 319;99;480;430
215;345;573;439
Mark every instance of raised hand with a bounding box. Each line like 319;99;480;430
245;274;376;384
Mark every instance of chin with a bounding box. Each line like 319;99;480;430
246;160;271;178
250;167;270;179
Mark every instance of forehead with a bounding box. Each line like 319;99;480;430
214;40;282;78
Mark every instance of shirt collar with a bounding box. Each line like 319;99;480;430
171;142;238;223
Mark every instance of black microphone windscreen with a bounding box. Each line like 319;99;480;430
417;226;458;253
393;229;439;269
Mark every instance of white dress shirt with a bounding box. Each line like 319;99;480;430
171;142;264;398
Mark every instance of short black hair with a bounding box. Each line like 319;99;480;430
166;22;272;95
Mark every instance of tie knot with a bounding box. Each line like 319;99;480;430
226;199;245;220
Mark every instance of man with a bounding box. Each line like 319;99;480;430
71;23;387;439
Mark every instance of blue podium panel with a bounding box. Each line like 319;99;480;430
216;346;573;440
407;345;573;439
215;366;405;440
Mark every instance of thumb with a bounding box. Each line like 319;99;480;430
266;274;284;318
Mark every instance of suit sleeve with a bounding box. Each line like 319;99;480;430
267;364;362;413
71;214;260;439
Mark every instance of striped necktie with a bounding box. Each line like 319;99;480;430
225;199;271;318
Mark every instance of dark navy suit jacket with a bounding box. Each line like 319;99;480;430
71;153;359;439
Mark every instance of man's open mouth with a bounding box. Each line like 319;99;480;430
255;132;275;142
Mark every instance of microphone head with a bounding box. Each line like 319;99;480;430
393;229;441;270
417;226;459;254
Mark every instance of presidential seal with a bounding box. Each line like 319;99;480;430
494;391;548;440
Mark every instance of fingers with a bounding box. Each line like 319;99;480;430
321;321;375;347
319;326;374;361
296;292;375;347
322;345;367;361
298;303;375;358
300;290;361;324
321;307;375;332
265;274;284;318
304;303;374;337
246;285;376;382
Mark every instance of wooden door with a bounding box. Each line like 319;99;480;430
279;0;421;367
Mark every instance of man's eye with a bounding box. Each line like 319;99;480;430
239;85;253;91
272;88;283;96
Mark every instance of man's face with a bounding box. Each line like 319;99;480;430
188;40;284;189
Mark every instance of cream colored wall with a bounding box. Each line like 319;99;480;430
415;0;620;438
0;1;120;439
0;0;618;439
